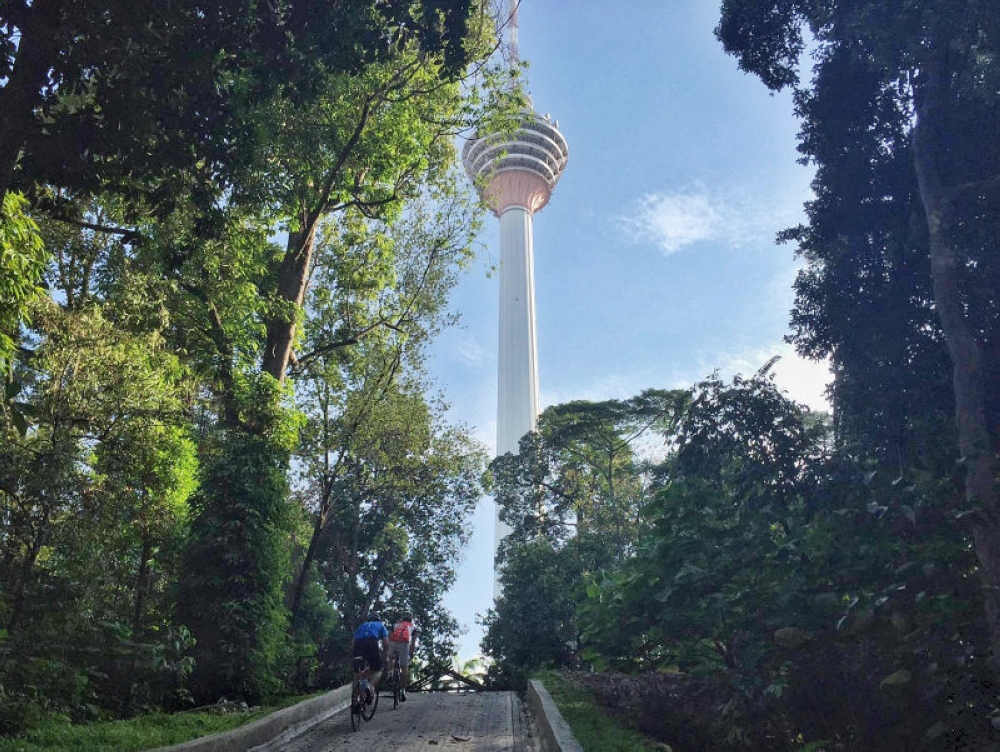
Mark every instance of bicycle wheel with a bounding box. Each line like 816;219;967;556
361;679;379;720
391;669;400;710
350;682;363;731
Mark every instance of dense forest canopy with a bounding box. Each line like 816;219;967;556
482;1;1000;750
0;0;522;733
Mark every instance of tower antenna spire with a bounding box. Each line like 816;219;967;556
508;0;519;71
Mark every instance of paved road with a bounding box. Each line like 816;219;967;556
256;691;538;752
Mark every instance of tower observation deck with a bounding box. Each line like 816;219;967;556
462;111;569;217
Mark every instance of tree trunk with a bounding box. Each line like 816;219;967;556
289;496;328;627
132;529;153;634
913;52;1000;658
7;537;42;634
262;221;319;381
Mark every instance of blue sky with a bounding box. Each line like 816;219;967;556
433;1;829;660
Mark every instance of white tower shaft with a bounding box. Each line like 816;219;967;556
494;205;539;562
496;205;540;459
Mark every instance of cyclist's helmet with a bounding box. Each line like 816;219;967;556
366;613;381;623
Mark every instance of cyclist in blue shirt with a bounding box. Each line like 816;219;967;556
352;614;388;703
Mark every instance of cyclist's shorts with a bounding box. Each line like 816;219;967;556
388;640;411;668
353;636;383;671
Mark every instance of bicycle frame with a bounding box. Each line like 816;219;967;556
390;652;402;709
350;655;378;729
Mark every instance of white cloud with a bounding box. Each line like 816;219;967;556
624;191;722;253
715;344;832;413
620;182;808;256
450;335;491;367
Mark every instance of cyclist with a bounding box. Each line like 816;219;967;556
352;613;388;704
387;612;417;701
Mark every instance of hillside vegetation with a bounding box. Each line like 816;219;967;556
484;2;1000;749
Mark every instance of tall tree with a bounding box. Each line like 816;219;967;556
492;390;687;556
717;0;1000;656
484;390;687;677
0;0;516;713
166;2;507;701
288;185;480;629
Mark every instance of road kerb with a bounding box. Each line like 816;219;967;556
148;685;352;752
527;679;584;752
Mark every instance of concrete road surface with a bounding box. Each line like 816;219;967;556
256;691;538;752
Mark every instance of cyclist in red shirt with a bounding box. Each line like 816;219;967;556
387;612;417;701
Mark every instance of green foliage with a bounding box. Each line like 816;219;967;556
481;539;581;681
0;0;538;728
0;301;200;731
488;372;998;748
704;3;1000;743
176;376;298;703
289;365;486;683
0;690;323;751
1;0;483;208
0;192;46;369
485;391;688;678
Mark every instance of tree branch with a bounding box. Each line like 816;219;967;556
47;214;141;243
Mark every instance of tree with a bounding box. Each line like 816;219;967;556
165;3;507;701
0;300;198;726
492;390;686;555
577;373;992;748
717;0;1000;657
578;373;827;677
291;374;486;680
484;390;687;676
480;538;581;686
0;0;479;210
285;179;482;647
0;0;517;714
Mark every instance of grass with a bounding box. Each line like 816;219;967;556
0;691;326;752
533;669;669;751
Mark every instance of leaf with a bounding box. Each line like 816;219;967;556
880;669;912;688
773;627;809;648
866;501;888;517
4;378;21;400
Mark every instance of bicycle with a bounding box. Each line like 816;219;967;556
349;655;379;731
388;650;402;709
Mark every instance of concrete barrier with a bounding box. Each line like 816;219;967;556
527;679;584;752
148;684;352;752
152;680;580;751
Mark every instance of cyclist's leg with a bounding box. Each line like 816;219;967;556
356;638;380;698
395;642;411;699
386;644;402;702
366;641;384;691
